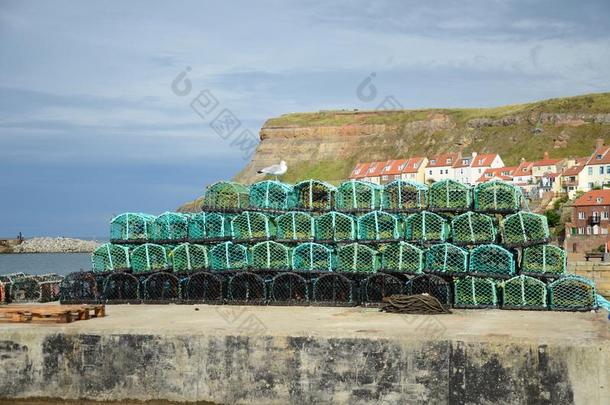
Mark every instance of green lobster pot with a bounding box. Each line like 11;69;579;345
170;243;208;272
130;243;168;273
249;180;295;211
92;243;130;272
380;242;424;274
336;243;379;273
381;179;428;211
275;211;315;242
335;180;382;211
404;211;449;243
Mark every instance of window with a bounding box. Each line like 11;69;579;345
606;165;610;174
589;182;594;189
603;212;609;219
354;169;361;175
460;169;463;174
593;211;600;218
478;169;482;173
413;163;419;169
597;154;603;160
429;170;432;175
603;228;609;235
446;158;452;164
593;226;600;235
571;227;576;235
398;164;406;171
382;175;388;180
486;173;492;178
445;169;449;174
597;197;604;203
578;212;585;220
588;167;593;175
478;159;484;165
430;159;436;165
578;227;585;235
600;166;604;175
586;226;592;235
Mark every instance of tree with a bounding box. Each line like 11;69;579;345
545;209;561;228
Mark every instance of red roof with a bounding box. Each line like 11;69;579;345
586;146;610;165
381;159;408;176
477;166;517;183
514;161;533;176
402;157;426;173
471;153;499;168
428;153;459;168
364;161;386;177
573;190;610;207
533;152;561;167
349;163;371;179
562;158;588;177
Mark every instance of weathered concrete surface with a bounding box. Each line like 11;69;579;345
0;305;608;404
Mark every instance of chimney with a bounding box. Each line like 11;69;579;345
596;138;604;149
520;157;525;163
543;151;549;160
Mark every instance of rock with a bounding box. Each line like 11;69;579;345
10;237;101;254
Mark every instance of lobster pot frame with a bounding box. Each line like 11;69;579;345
450;212;497;245
231;211;275;242
269;272;309;305
312;273;356;306
151;212;188;243
206;213;233;241
357;211;400;242
110;213;155;243
428;180;472;212
315;212;356;243
335;180;381;212
227;272;266;303
275;211;315;242
425;243;468;275
250;241;291;271
187;212;208;241
209;242;249;271
360;273;404;304
249;180;295;211
502;212;550;247
9;277;42;303
404;211;449;243
474;180;523;213
454;276;498;308
171;243;209;272
468;244;515;279
182;271;224;303
381;242;425;274
521;244;566;277
92;243;130;272
337;243;379;273
292;242;335;272
203;181;249;211
294;179;336;211
382;180;428;211
548;276;597;311
102;273;140;302
143;272;181;302
130;244;169;273
501;275;547;310
60;272;100;304
405;274;452;306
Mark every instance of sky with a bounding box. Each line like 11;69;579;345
1;0;609;237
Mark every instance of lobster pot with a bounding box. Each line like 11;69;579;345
335;180;381;212
425;243;468;275
249;180;295;211
473;180;523;213
381;242;424;274
250;241;291;271
293;179;336;211
521;244;566;276
360;273;404;303
357;211;400;242
404;211;449;243
428;180;472;211
231;211;275;241
203;181;249;211
405;274;452;306
502;212;550;247
469;244;515;278
110;213;155;243
312;273;356;305
204;212;233;241
454;276;498;308
91;243;130;272
292;242;335;272
450;212;497;245
315;212;356;243
501;275;547;310
103;273;140;302
228;272;266;303
151;212;188;243
182;272;223;302
337;243;379;273
143;272;180;302
209;242;249;271
275;211;315;242
269;272;309;304
60;272;99;303
9;276;42;303
171;243;208;273
548;276;597;311
0;282;6;304
381;180;428;211
130;244;169;273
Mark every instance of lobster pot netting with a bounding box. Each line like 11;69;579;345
183;272;223;302
312;273;355;304
450;212;497;245
143;273;180;301
231;211;275;241
103;273;140;301
405;274;452;306
151;212;188;242
130;244;168;273
315;212;356;242
474;180;523;213
205;213;233;240
249;180;295;211
404;211;449;243
425;243;468;275
275;212;315;242
171;243;209;272
357;211;400;242
269;272;309;303
381;180;428;211
548;276;597;311
469;244;515;278
335;180;381;211
9;277;43;303
250;241;291;271
428;180;472;211
501;275;547;309
228;272;266;302
521;244;566;276
337;243;379;273
294;180;335;211
292;242;335;272
454;276;498;308
502;212;550;246
110;213;155;242
92;243;130;272
60;272;99;303
361;273;404;303
209;242;249;271
187;212;208;240
203;181;249;211
381;242;424;274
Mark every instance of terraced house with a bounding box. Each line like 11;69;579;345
577;139;610;191
565;189;610;253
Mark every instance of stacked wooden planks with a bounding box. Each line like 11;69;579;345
0;304;105;323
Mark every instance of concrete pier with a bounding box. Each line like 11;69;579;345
0;305;608;404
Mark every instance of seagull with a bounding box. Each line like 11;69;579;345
257;160;287;180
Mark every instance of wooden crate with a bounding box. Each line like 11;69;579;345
0;304;105;324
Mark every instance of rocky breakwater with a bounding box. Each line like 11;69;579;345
9;237;101;253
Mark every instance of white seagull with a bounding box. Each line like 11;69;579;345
257;160;287;180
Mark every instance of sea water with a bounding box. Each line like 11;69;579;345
0;253;91;276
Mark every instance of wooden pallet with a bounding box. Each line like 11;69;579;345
0;304;105;324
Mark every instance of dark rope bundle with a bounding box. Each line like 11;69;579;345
380;294;451;314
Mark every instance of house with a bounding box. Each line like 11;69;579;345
578;139;610;192
512;160;534;186
476;166;517;183
467;153;504;184
379;159;407;184
531;152;564;180
560;157;588;198
362;161;385;184
349;162;372;180
401;157;428;183
565;189;610;253
425;152;460;183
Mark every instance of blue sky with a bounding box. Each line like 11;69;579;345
1;0;609;237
